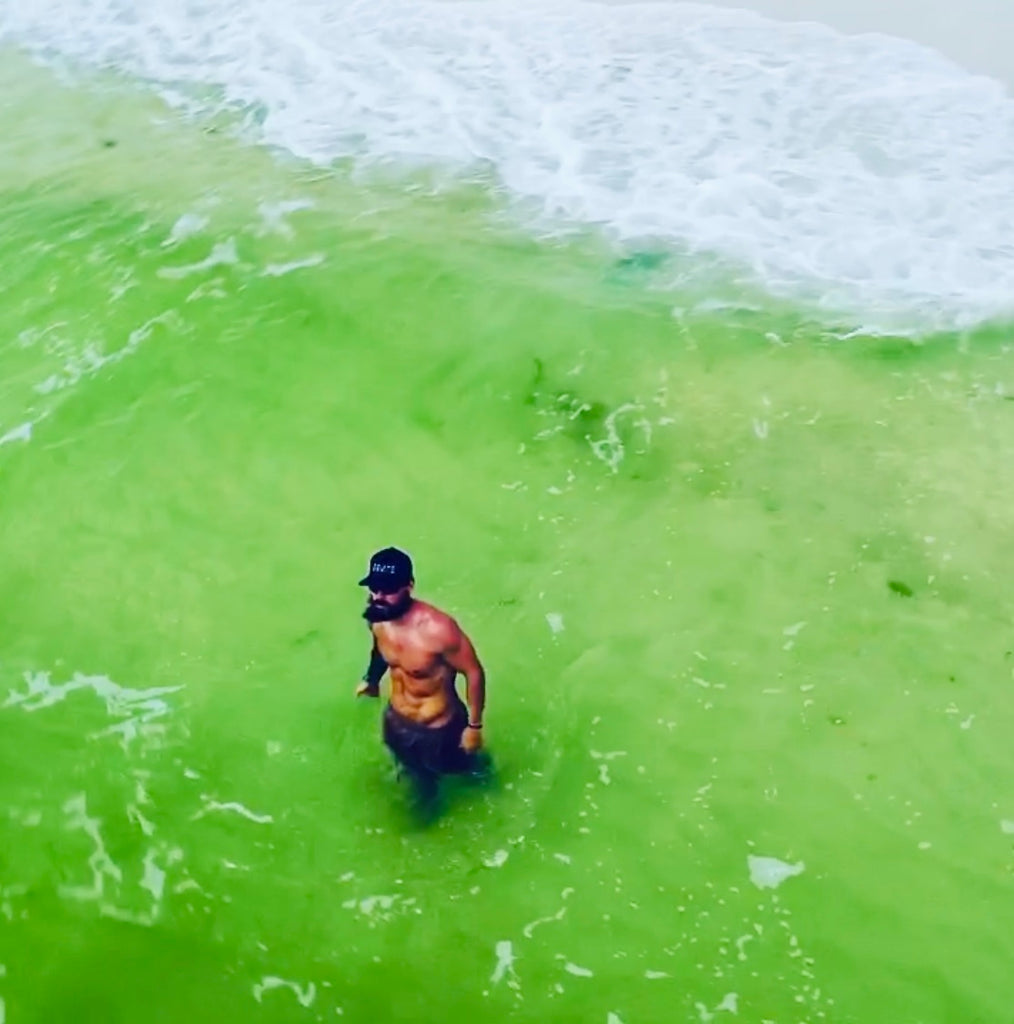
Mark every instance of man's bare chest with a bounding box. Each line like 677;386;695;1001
374;627;443;679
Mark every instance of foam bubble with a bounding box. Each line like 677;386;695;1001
60;793;124;902
192;798;274;824
4;0;1014;329
340;893;417;925
253;976;317;1008
0;422;32;446
747;854;805;889
257;199;315;237
490;940;519;988
161;212;209;248
140;849;167;902
522;905;567;938
716;993;738;1013
158;239;240;279
261;254;325;277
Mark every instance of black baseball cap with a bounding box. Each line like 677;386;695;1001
358;547;414;592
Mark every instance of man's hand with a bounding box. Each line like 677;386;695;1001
460;725;483;754
355;681;380;698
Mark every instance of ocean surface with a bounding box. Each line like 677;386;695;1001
1;2;1013;1022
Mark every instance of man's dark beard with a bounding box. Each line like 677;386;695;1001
363;594;413;622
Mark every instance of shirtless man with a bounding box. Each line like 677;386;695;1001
355;547;486;781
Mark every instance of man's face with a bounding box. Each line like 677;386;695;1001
363;583;413;622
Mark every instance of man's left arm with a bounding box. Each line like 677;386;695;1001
444;626;486;749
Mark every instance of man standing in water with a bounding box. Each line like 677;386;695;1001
355;547;486;785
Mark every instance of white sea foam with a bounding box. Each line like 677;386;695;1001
0;422;32;446
60;793;124;902
158;239;240;279
747;854;805;889
261;254;325;277
490;940;519;988
162;212;209;248
340;892;418;925
252;976;317;1008
4;670;182;752
2;0;1013;329
192;798;274;824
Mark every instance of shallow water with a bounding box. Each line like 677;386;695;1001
1;13;1014;1024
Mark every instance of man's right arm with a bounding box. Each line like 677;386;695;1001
355;638;387;697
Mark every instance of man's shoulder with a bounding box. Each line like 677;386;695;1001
411;601;460;642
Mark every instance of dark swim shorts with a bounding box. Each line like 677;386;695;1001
382;701;473;777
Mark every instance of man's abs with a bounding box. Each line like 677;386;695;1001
388;667;461;727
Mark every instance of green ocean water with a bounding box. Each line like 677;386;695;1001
2;52;1014;1024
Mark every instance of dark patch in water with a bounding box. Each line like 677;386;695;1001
614;250;668;273
523;357;545;405
402;752;499;829
828;715;846;726
292;629;322;648
560;394;608;439
888;579;914;597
